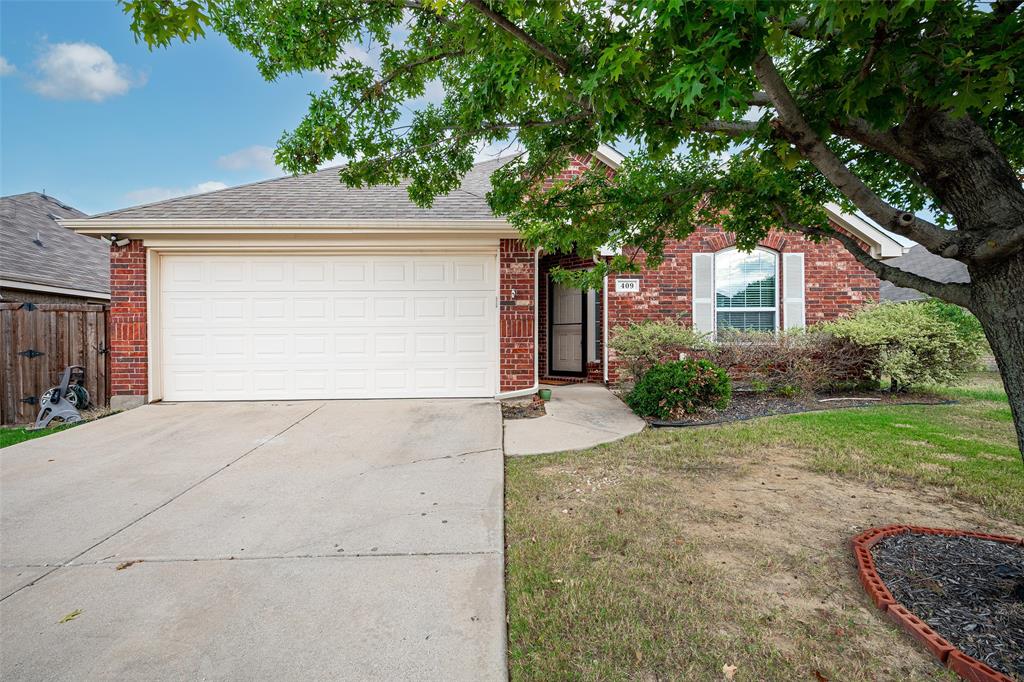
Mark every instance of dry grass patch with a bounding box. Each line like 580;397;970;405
506;375;1022;681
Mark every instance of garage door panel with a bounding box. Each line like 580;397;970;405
160;254;498;400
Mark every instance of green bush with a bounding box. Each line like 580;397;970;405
920;299;988;349
626;359;731;419
822;303;982;390
609;319;709;382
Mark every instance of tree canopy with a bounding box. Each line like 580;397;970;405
121;0;1024;451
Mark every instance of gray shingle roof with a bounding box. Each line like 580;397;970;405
1;193;109;296
87;157;513;222
880;244;970;302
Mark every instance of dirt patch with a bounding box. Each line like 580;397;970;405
649;390;950;426
502;395;547;420
667;448;1023;676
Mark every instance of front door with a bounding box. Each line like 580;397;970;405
549;281;586;375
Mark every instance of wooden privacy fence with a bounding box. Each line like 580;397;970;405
0;303;110;425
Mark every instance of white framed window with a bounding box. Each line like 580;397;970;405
714;247;778;333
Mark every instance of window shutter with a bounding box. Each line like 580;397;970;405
782;252;805;330
692;253;715;334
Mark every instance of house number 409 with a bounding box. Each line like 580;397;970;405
615;279;640;293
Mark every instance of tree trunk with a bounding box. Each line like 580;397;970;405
969;251;1024;456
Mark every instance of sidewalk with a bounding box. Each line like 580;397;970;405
503;383;646;456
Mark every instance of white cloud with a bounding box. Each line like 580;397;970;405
217;145;280;174
0;56;15;76
30;42;143;102
123;181;229;205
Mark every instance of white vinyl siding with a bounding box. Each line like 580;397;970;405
158;254;497;400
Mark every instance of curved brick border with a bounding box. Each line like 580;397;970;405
852;526;1023;682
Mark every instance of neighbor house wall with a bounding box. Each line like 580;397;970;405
107;240;148;409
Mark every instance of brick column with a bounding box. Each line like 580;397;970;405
499;239;536;392
109;240;148;409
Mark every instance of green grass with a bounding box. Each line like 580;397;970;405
0;422;80;449
506;373;1019;681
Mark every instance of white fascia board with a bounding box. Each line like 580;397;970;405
823;203;907;259
593;144;624;170
0;278;111;300
60;217;518;238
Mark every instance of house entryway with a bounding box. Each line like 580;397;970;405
549;280;586;376
539;253;603;382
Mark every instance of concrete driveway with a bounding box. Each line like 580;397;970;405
0;400;504;680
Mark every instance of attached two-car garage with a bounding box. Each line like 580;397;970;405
157;253;498;401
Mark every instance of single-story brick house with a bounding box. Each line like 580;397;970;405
64;147;904;410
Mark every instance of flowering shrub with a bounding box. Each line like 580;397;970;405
626;359;731;419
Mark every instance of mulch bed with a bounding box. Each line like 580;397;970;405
650;390;952;427
872;532;1024;679
501;395;547;420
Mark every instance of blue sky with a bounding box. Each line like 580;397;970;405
1;0;327;214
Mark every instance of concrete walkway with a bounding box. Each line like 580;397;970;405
503;383;646;456
1;400;505;681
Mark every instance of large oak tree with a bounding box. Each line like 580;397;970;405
123;0;1024;451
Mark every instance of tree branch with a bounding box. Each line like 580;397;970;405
828;117;925;171
695;120;760;136
774;205;971;307
752;50;954;254
464;0;570;75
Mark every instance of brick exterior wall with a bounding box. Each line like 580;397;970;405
108;240;148;399
499;239;536;392
604;223;880;382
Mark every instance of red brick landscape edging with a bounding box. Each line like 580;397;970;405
851;525;1023;682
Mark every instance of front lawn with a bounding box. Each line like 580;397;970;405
505;373;1022;681
0;423;80;449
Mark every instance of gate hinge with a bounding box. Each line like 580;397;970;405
18;349;44;359
21;396;38;405
19;302;37;311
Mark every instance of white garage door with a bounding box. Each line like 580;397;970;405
159;254;497;400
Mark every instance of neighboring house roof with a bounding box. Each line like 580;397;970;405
880;244;970;302
0;192;110;299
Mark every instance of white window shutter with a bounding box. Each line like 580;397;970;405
692;253;715;334
782;252;805;330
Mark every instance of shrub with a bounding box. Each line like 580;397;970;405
920;299;988;350
609;319;709;382
822;302;982;390
626;359;731;420
695;329;874;395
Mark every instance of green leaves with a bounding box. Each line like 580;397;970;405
119;0;1021;277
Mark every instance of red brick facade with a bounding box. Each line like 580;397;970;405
499;239;536;392
103;154;880;401
602;224;879;382
109;240;148;398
